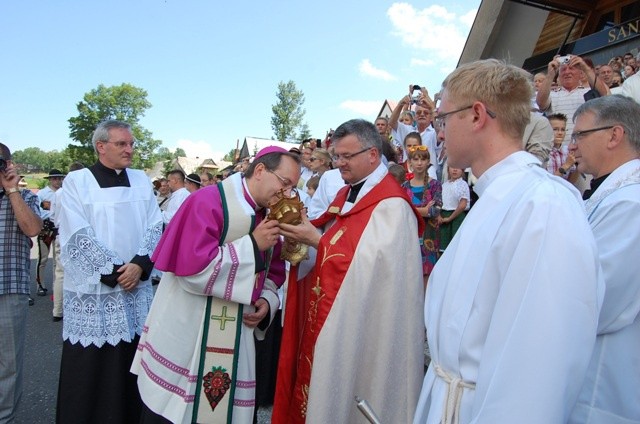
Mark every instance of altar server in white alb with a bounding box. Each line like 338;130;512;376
413;59;605;424
568;95;640;424
56;120;163;423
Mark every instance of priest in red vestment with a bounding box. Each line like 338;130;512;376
273;119;426;424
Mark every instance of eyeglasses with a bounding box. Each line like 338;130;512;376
102;140;135;149
434;105;496;129
407;145;428;153
331;147;372;163
268;169;295;190
570;126;614;144
415;109;432;116
309;157;319;162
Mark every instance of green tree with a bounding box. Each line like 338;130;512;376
271;80;305;142
12;147;49;172
160;147;188;176
222;148;238;162
67;83;161;169
298;123;312;141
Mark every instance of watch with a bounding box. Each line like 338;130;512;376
5;187;20;195
558;167;567;175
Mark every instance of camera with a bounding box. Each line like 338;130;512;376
410;85;422;104
557;55;571;65
0;156;6;172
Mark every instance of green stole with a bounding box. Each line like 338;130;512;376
191;180;253;424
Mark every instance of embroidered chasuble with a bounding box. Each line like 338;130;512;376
131;173;285;424
273;173;425;424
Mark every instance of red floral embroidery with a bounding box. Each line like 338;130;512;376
202;366;232;410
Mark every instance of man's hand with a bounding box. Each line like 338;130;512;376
278;210;321;249
547;56;561;78
568;55;590;74
252;218;281;251
116;262;143;291
243;297;269;328
1;163;20;192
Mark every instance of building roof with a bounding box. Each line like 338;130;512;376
239;137;299;159
145;156;224;181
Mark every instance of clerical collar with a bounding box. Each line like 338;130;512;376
582;173;610;200
89;161;131;188
347;180;366;203
241;176;261;212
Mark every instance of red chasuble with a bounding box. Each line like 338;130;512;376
273;174;424;423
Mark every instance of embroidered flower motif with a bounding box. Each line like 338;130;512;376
202;366;232;411
424;239;435;251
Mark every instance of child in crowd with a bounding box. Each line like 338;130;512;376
546;113;578;182
387;163;407;186
438;166;470;252
305;175;320;198
399;110;416;128
402;132;438;181
532;72;546;111
402;146;442;287
533;72;546;91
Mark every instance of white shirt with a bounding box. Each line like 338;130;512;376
162;187;189;224
307;169;346;219
37;185;57;221
392;123;442;170
547;86;590;145
622;73;640;103
441;178;470;211
414;151;604;424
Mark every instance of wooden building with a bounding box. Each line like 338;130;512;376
459;0;640;72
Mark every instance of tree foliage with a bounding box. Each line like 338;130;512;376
160;147;188;177
67;83;161;169
271;80;306;142
298;123;312;141
12;147;49;172
222;148;238;162
13;147;84;174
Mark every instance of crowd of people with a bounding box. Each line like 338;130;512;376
0;49;638;424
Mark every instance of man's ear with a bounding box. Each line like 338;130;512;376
607;125;625;150
253;162;266;180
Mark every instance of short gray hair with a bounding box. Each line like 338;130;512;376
92;120;132;152
574;95;640;152
332;119;382;153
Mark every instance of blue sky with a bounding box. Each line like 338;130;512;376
0;0;479;161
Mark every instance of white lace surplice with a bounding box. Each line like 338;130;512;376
58;168;163;348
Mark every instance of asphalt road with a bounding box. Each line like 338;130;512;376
15;248;60;424
14;241;273;424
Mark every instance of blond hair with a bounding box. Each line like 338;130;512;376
442;59;532;140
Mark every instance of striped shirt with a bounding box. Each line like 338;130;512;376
549;86;589;145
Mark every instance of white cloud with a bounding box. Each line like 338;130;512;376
410;58;435;67
359;59;397;81
339;100;381;115
387;3;478;63
460;9;478;27
173;139;225;161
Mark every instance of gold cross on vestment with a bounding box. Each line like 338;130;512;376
211;306;236;331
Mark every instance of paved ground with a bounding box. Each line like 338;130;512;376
14;240;273;423
15;242;60;424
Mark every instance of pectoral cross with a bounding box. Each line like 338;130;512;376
211;306;235;331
